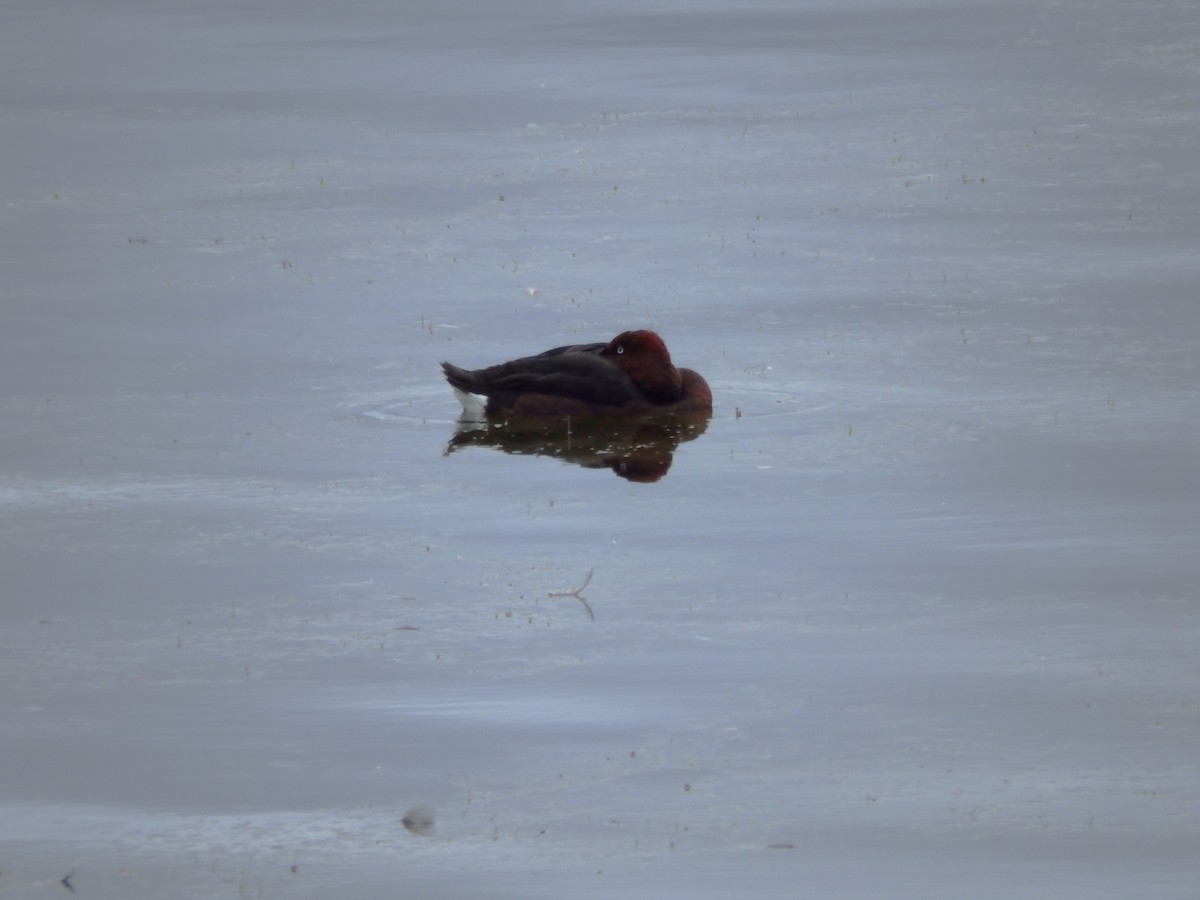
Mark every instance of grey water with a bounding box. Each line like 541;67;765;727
2;0;1198;897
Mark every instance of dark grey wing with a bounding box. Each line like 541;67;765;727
467;351;638;406
532;342;607;358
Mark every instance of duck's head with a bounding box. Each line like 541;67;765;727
603;330;682;404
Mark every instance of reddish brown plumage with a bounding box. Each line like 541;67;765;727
442;330;712;418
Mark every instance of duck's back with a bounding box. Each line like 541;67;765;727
442;346;639;415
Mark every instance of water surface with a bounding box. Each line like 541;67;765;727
2;0;1198;897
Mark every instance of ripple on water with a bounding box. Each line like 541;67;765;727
713;383;838;420
342;383;835;428
339;386;462;427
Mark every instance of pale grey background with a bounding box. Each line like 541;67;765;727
2;0;1198;897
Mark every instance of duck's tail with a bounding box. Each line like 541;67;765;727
441;362;487;420
441;361;475;392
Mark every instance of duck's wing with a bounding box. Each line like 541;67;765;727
531;341;607;358
444;351;638;407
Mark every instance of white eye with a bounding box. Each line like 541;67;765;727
616;345;625;355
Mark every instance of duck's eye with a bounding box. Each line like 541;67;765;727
616;345;625;355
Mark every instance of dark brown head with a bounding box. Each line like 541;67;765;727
602;330;683;405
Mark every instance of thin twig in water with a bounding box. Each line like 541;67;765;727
549;568;595;620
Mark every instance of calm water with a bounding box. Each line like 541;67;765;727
2;0;1198;897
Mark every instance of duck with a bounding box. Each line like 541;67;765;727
441;330;712;419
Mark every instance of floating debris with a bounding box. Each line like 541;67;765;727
402;807;436;836
549;568;595;620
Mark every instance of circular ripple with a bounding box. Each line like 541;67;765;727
714;383;838;419
339;387;462;427
339;383;835;426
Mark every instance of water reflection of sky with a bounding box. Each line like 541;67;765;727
2;0;1198;897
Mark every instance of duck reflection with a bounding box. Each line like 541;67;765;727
445;412;709;482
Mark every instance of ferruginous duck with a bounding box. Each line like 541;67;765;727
441;330;712;419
